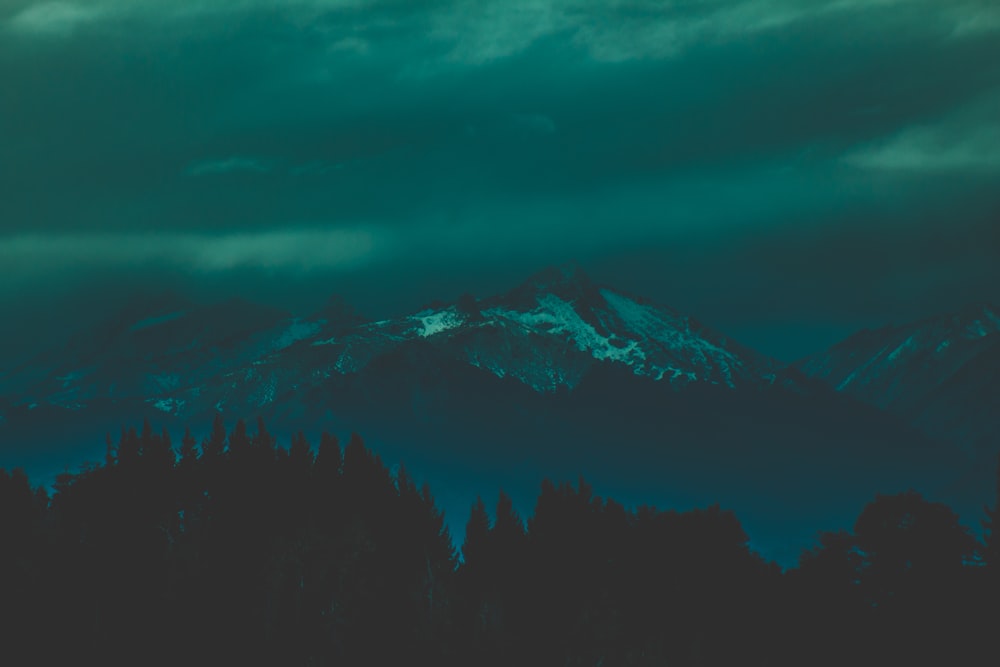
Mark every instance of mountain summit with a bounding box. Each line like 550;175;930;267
6;265;792;423
470;265;781;391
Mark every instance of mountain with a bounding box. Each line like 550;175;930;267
75;262;794;427
0;264;973;565
3;262;793;424
0;292;300;406
797;302;1000;455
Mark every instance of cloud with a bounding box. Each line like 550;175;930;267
845;97;1000;172
950;7;1000;37
425;0;1000;65
9;0;998;62
8;2;103;35
186;157;274;176
0;162;824;276
0;228;379;273
569;0;815;63
2;0;999;336
427;1;567;65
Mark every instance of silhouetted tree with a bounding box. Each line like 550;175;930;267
853;490;977;607
798;490;985;665
179;426;198;465
117;426;141;467
104;433;115;466
314;431;341;483
253;415;276;451
4;419;993;666
228;417;251;459
983;451;1000;570
202;412;227;459
462;497;491;571
288;431;314;471
0;468;49;657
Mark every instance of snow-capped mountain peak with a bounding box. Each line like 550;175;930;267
461;269;778;391
415;307;467;338
10;265;791;420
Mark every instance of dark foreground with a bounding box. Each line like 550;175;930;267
1;416;997;666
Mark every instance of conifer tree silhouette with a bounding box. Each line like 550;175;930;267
117;425;141;467
202;412;227;459
463;497;491;572
4;418;994;666
179;426;198;464
983;451;1000;571
228;417;251;459
314;431;341;484
253;415;276;451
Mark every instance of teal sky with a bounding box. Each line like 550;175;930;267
2;0;1000;360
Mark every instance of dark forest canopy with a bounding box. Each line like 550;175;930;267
1;416;998;666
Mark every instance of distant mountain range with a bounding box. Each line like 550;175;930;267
0;263;995;565
797;302;1000;455
0;263;800;427
794;302;1000;519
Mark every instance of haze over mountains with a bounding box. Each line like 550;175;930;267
1;264;995;564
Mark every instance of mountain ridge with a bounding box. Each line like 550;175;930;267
798;302;1000;453
1;266;989;566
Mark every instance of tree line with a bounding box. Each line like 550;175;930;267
0;415;997;666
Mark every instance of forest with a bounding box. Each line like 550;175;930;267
0;415;996;666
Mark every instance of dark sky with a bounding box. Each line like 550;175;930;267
2;0;1000;360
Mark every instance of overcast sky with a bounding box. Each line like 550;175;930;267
2;0;999;359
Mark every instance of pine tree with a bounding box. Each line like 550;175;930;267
983;451;1000;570
118;426;141;467
252;416;276;452
228;418;251;459
202;413;227;459
105;433;116;467
179;427;198;464
140;418;154;457
288;431;314;470
463;497;491;570
494;491;526;548
144;425;176;471
341;433;393;507
314;432;341;483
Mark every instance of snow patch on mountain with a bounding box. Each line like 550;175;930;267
311;336;337;346
601;289;745;386
417;309;465;338
487;294;646;366
886;335;918;364
256;375;277;407
150;397;185;415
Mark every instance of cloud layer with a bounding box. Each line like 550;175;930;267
2;0;999;357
